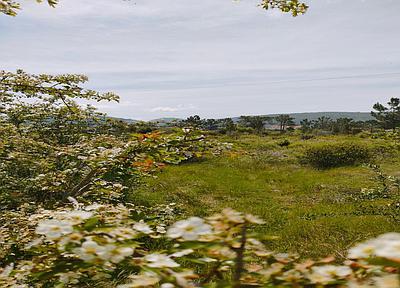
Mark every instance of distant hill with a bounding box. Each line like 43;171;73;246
233;112;373;125
110;117;140;124
150;117;182;123
116;112;374;125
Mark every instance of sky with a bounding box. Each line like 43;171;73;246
1;0;400;120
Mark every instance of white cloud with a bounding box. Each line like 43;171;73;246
150;104;196;113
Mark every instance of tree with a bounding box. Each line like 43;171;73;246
332;118;354;134
371;98;400;131
218;118;237;134
275;114;295;132
300;118;313;133
363;119;380;133
239;115;272;134
313;116;333;131
181;115;203;128
0;69;119;144
1;0;307;17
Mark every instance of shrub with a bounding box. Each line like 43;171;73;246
302;142;371;169
277;139;291;147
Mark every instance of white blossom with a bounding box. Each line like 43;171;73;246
98;245;134;263
144;254;180;268
167;217;212;240
133;221;153;234
36;220;74;240
73;240;107;262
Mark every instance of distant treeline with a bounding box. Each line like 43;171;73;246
136;97;400;135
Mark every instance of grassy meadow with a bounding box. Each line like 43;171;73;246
131;133;400;259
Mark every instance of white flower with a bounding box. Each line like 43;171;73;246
98;245;134;263
170;249;194;258
167;217;212;241
133;221;153;234
73;240;107;262
63;210;93;224
36;220;74;240
349;233;400;261
374;233;400;261
348;241;377;259
160;283;174;288
316;265;352;277
144;253;180;268
308;265;352;284
110;227;137;240
85;204;105;211
156;225;166;234
222;208;244;223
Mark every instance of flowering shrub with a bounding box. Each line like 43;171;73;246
1;203;400;287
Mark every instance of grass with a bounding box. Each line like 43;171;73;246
129;133;400;259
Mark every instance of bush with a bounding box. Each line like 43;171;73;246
277;139;291;147
302;142;371;169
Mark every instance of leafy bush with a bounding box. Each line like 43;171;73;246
302;142;371;169
277;139;291;147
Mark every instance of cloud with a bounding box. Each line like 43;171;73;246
150;104;196;113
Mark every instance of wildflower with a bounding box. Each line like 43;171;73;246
36;220;74;240
133;221;153;234
160;283;174;288
58;233;83;248
144;254;180;268
73;240;107;262
167;217;212;241
64;210;93;224
308;265;352;284
222;208;245;223
85;204;105;211
170;249;194;258
245;214;265;224
99;245;134;263
374;233;400;261
110;227;137;240
348;240;378;259
156;225;166;234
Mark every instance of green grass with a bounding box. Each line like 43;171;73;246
129;134;400;259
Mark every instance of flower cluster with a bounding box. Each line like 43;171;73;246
1;203;400;287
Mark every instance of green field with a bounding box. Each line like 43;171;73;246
131;134;400;259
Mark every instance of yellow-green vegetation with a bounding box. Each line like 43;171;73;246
132;134;400;259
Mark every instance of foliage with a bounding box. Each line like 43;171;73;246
371;97;400;131
238;116;272;134
275;114;295;132
277;139;291;147
302;142;371;169
0;71;227;209
260;0;308;16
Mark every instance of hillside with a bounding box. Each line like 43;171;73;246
233;112;374;125
149;112;373;125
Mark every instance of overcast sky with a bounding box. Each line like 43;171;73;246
1;0;400;120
